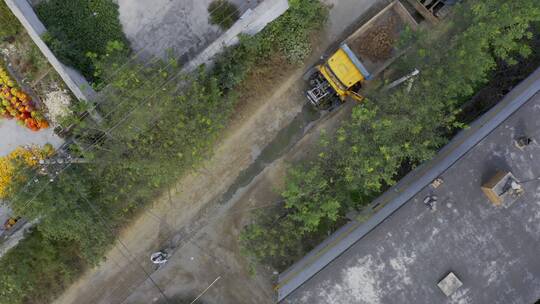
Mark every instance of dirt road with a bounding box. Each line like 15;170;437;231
121;101;353;304
53;1;390;303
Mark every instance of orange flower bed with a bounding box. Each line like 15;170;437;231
0;67;49;131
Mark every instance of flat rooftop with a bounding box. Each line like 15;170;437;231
280;69;540;303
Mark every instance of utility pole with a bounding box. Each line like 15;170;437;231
383;69;420;92
36;151;90;181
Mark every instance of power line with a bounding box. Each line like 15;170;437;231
114;194;285;303
88;2;249;118
70;182;172;304
55;0;251;143
5;8;248;216
0;8;260;303
87;0;241;104
69;0;252;129
190;276;222;304
1;26;246;303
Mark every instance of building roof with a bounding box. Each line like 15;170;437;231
278;68;540;304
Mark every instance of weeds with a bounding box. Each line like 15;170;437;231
208;0;240;30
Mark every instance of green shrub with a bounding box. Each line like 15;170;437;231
0;230;86;304
212;0;327;90
267;0;328;63
208;0;240;30
0;1;20;40
240;209;309;271
8;165;112;264
36;0;129;82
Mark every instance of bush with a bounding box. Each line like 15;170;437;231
8;164;112;264
268;0;328;63
240;209;309;271
0;230;86;304
36;0;129;82
208;0;240;30
0;1;20;40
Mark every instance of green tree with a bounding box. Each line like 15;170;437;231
0;1;20;40
240;0;540;271
0;0;331;302
282;165;341;233
8;165;111;264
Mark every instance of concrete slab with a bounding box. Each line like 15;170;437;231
117;0;259;60
0;119;62;156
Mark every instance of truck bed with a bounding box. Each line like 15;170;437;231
344;1;418;76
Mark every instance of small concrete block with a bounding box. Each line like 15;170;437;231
430;178;444;189
437;272;462;297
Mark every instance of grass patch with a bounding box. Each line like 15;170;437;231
208;0;240;30
0;1;20;40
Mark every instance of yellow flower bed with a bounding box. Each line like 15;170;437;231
0;144;54;198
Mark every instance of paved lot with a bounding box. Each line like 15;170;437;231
284;71;540;303
0;119;62;156
117;0;259;60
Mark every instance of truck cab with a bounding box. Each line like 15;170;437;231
307;44;372;109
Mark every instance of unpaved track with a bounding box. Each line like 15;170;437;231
54;65;306;304
122;102;353;304
53;0;389;303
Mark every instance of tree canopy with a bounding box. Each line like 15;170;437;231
240;0;540;271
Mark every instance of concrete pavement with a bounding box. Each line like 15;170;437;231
0;119;62;156
117;0;258;60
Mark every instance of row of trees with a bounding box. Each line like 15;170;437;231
240;0;540;271
0;1;328;303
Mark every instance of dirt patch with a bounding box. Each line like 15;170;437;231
227;56;296;131
355;15;398;61
119;94;352;304
349;8;404;64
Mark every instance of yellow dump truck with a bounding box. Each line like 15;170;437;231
306;1;418;109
